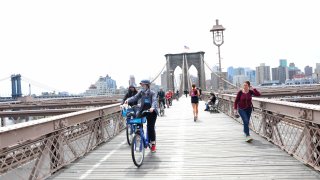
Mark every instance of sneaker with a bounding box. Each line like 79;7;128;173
151;144;156;152
246;136;253;142
194;116;196;122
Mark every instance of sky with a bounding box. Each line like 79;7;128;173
1;0;319;96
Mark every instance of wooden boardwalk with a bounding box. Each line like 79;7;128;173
50;96;320;180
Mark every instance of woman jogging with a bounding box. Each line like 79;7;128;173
190;84;200;122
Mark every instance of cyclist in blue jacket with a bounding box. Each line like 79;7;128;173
125;79;158;152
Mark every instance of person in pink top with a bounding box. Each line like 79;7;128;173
234;81;261;142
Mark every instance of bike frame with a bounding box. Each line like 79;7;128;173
136;122;149;149
122;107;138;145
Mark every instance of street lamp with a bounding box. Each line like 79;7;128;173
210;19;225;91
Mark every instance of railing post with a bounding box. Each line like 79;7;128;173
49;131;63;173
1;117;4;127
305;123;320;166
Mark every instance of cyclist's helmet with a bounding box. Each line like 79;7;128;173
139;79;151;85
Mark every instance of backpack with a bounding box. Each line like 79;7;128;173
191;89;197;97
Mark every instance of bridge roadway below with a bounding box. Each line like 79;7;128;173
49;96;320;179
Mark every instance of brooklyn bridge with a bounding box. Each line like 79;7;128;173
1;52;320;179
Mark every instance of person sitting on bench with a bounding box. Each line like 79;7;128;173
205;92;216;111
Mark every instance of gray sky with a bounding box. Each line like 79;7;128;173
1;0;319;95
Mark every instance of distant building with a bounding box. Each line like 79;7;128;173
287;62;302;80
129;75;137;87
84;75;117;96
234;67;245;76
279;59;287;67
245;69;256;85
278;66;287;84
211;72;227;90
190;75;199;87
272;67;279;81
315;63;320;74
233;75;247;87
304;66;313;77
315;63;320;83
161;71;168;90
227;66;234;83
256;63;270;85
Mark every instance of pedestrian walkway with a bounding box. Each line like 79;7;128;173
50;96;320;179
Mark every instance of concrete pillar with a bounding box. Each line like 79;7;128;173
166;56;171;91
200;53;206;90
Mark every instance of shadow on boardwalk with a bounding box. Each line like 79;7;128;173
50;96;320;180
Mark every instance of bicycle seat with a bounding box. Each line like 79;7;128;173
141;110;150;117
127;111;136;117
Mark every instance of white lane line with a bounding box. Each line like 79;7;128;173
79;140;126;179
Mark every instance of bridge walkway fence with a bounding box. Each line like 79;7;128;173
49;96;319;179
0;104;124;180
1;95;320;179
202;91;320;172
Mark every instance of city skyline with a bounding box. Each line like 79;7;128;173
1;0;319;94
0;58;318;96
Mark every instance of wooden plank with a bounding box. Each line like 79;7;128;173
49;97;320;179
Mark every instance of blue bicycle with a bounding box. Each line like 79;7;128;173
127;110;151;167
121;106;137;145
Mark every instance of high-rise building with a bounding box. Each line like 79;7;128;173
272;67;279;81
278;66;287;84
245;69;256;85
129;75;136;87
304;66;313;77
211;72;227;90
161;71;168;90
233;75;246;87
288;63;300;79
234;67;245;76
315;63;320;73
256;63;270;85
314;63;320;83
227;66;234;83
84;75;117;96
279;59;287;67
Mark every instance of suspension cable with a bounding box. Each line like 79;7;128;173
150;62;167;84
21;76;62;92
203;60;238;88
0;76;10;82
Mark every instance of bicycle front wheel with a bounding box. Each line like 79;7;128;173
160;104;164;116
160;109;164;116
126;124;134;145
131;133;145;167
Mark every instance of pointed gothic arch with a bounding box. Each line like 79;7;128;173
165;52;206;92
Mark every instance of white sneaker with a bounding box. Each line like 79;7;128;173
246;136;253;142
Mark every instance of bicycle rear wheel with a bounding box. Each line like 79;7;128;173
126;124;135;145
159;104;164;116
131;133;145;167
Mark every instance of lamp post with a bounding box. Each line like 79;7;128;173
210;19;225;91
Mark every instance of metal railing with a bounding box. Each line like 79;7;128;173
0;103;124;180
214;93;320;171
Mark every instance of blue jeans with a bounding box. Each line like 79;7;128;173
205;103;209;110
238;108;252;136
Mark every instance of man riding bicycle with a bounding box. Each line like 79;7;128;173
165;90;172;108
157;88;166;109
125;79;158;152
